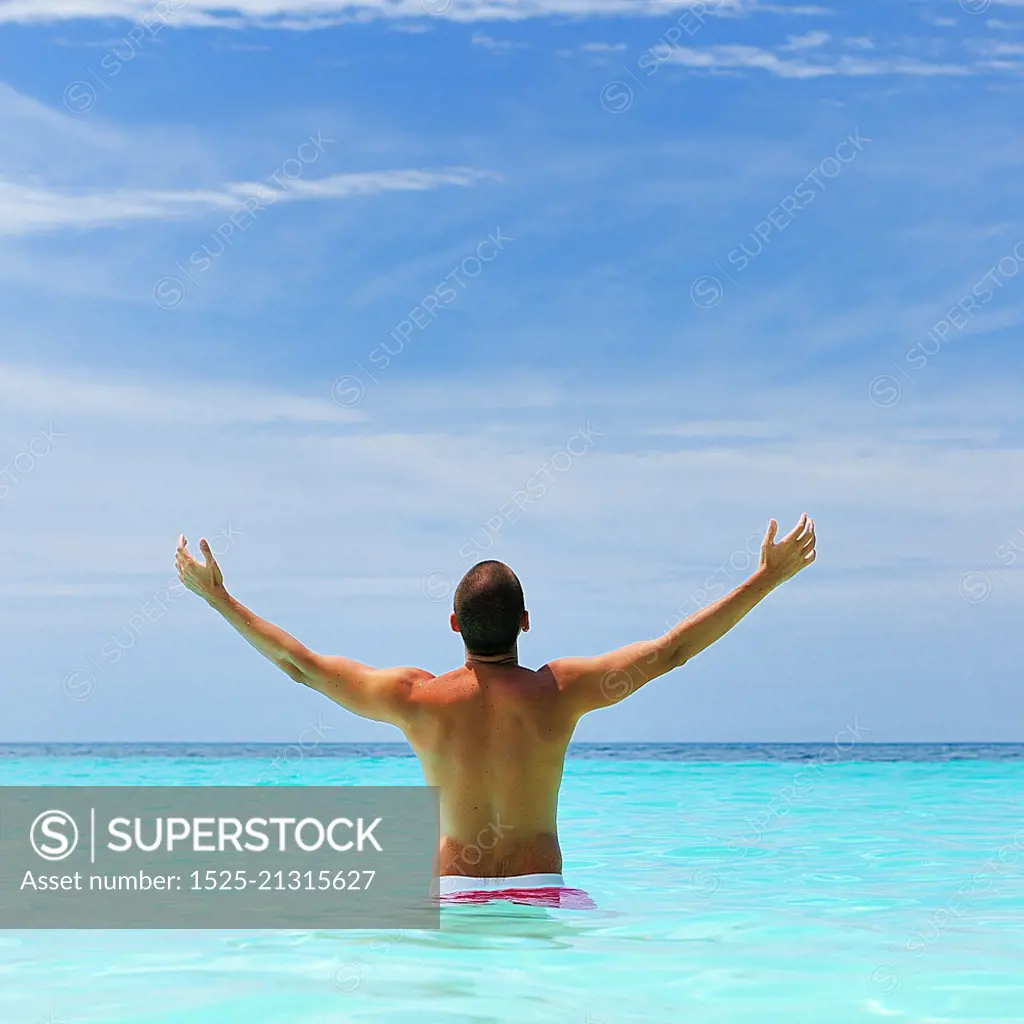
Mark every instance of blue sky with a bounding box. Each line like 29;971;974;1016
1;0;1023;744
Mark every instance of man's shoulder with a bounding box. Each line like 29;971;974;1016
537;658;594;687
402;665;470;701
410;663;561;699
378;665;437;703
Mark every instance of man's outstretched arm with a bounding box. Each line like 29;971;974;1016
547;515;816;717
175;535;431;725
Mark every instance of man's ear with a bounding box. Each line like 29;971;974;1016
521;610;530;633
450;612;460;634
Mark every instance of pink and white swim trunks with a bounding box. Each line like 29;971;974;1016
437;873;596;909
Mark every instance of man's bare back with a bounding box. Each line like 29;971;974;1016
404;662;574;876
176;515;815;879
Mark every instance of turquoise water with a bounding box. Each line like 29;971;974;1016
2;744;1023;1023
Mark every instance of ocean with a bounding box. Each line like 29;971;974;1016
2;743;1022;1023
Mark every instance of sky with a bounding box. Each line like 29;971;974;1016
1;0;1023;744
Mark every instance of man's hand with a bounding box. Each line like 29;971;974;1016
172;532;430;725
549;514;818;718
176;534;226;605
758;513;815;589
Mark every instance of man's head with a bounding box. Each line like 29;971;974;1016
450;560;529;657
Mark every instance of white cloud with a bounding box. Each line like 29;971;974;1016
0;81;127;177
0;80;215;197
645;420;786;440
756;3;830;12
0;361;363;425
0;0;831;27
557;40;627;58
470;31;524;51
779;30;830;50
0;167;499;236
664;43;972;77
977;40;1024;54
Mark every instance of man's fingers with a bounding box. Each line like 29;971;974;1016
764;519;778;546
802;518;816;550
199;538;217;566
177;535;200;572
782;513;808;544
803;549;816;564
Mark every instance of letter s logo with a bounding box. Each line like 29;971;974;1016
30;810;79;861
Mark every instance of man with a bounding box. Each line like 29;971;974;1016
175;514;814;899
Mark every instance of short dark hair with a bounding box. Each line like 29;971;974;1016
454;561;525;656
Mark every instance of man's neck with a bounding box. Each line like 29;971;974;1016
466;646;519;668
